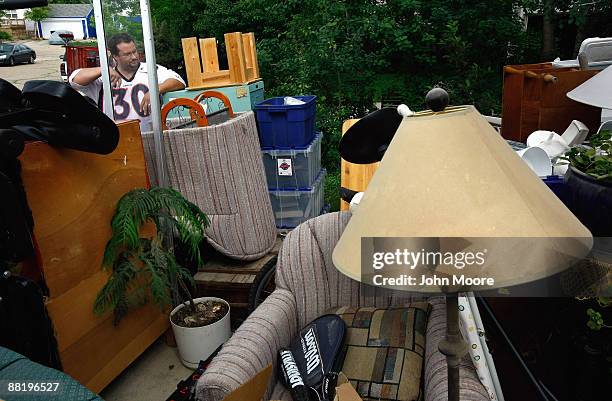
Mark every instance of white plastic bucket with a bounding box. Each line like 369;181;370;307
516;147;552;177
170;297;231;368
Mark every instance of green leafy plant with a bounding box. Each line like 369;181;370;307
586;297;612;331
94;187;209;325
562;130;612;182
0;31;11;42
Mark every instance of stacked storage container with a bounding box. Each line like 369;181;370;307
255;96;326;229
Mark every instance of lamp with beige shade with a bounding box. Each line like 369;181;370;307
332;89;593;401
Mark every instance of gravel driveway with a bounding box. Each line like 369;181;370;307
0;39;65;89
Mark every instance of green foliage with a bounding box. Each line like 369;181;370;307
0;31;12;42
101;0;145;51
150;0;536;208
324;171;341;213
586;301;611;331
24;7;49;23
563;131;612;182
95;187;209;325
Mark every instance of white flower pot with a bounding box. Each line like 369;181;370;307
170;297;231;369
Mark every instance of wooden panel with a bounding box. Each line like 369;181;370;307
182;37;203;88
63;309;168;393
540;70;598;107
47;271;112;352
183;33;259;89
186;78;261;91
501;63;600;142
20;120;150;297
340;119;380;211
202;70;231;81
200;37;219;73
538;105;601;135
501;68;525;140
520;100;541;143
195;272;255;285
18;120;167;392
225;32;247;84
84;310;169;393
242;32;259;80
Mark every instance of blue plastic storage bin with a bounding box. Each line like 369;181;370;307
255;95;316;148
542;175;570;207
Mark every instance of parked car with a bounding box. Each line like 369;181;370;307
49;30;74;45
0;43;36;66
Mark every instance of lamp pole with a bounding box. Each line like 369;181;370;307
438;294;469;401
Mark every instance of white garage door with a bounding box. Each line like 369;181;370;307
41;19;86;40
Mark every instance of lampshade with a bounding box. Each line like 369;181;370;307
339;107;402;164
567;65;612;109
332;106;592;293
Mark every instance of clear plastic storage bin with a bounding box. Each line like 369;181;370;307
262;133;322;190
268;169;326;228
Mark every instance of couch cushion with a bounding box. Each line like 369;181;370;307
328;302;431;401
0;346;103;401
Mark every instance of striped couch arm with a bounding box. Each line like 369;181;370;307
195;289;298;401
424;297;490;401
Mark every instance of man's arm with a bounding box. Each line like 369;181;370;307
70;67;122;87
159;78;186;94
139;69;186;115
70;67;102;86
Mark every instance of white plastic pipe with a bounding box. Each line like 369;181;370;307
92;0;114;120
139;0;167;188
467;293;505;401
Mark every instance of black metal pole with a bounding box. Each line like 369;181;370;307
438;294;468;401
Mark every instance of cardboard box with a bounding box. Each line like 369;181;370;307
333;373;363;401
222;364;272;401
225;366;363;401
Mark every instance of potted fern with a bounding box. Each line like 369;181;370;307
94;187;231;368
562;130;612;237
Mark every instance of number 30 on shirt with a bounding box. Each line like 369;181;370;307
112;83;149;119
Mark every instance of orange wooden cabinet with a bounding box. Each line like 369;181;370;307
501;63;600;142
182;32;260;90
19;120;167;393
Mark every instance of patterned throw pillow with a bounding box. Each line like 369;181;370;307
328;302;431;401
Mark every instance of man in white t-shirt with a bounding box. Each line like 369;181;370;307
69;33;186;132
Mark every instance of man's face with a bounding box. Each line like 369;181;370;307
114;41;140;72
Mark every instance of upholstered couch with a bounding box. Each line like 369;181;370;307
195;211;489;401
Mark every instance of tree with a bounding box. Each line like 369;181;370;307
24;7;49;38
0;31;12;42
522;0;612;60
150;0;533;210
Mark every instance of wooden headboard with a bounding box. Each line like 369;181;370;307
19;120;166;392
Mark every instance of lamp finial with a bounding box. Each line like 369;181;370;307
425;87;449;112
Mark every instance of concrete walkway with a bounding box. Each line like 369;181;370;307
100;339;192;401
